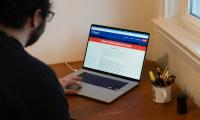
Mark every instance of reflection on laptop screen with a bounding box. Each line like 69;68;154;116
84;25;150;80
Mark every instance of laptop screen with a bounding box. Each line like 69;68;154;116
83;24;150;81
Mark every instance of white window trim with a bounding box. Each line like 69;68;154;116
153;18;200;69
179;15;200;38
153;0;200;69
179;0;200;38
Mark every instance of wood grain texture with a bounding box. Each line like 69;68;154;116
50;60;200;120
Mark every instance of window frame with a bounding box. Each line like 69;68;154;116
179;0;200;38
153;0;200;69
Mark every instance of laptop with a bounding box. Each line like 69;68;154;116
67;24;150;103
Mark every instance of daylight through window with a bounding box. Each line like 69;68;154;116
190;0;200;19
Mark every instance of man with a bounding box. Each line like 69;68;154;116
0;0;81;119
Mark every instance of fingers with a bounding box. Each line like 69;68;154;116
61;76;82;86
71;76;82;81
64;89;79;95
63;82;81;95
72;81;81;86
62;79;81;87
59;76;82;95
61;76;82;81
60;76;82;84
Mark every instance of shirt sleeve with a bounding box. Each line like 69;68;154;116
17;70;71;120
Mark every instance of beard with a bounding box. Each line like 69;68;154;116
25;21;46;47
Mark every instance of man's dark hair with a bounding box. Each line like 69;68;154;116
0;0;52;29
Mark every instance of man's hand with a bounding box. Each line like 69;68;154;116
59;76;82;95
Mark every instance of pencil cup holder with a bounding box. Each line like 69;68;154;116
152;85;172;103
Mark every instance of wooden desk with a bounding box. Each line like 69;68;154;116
50;60;200;120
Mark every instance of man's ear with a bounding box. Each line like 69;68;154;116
30;9;43;28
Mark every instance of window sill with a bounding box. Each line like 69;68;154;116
153;18;200;69
179;15;200;39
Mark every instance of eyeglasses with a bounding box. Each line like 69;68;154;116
46;11;55;22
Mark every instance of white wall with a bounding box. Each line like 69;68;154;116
26;0;155;64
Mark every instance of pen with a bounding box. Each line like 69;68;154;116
157;67;161;77
166;75;176;86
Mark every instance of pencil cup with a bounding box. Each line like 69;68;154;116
152;85;172;103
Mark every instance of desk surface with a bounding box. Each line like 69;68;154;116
50;60;200;120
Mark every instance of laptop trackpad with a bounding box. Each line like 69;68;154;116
78;79;138;103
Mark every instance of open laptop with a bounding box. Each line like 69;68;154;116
67;24;150;103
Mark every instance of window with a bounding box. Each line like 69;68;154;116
153;0;200;39
153;0;200;68
190;0;200;19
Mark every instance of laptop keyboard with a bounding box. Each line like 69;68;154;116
78;72;128;91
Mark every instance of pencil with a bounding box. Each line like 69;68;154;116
161;66;168;79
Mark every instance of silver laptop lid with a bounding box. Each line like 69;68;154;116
83;24;150;81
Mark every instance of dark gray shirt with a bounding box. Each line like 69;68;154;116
0;31;71;120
